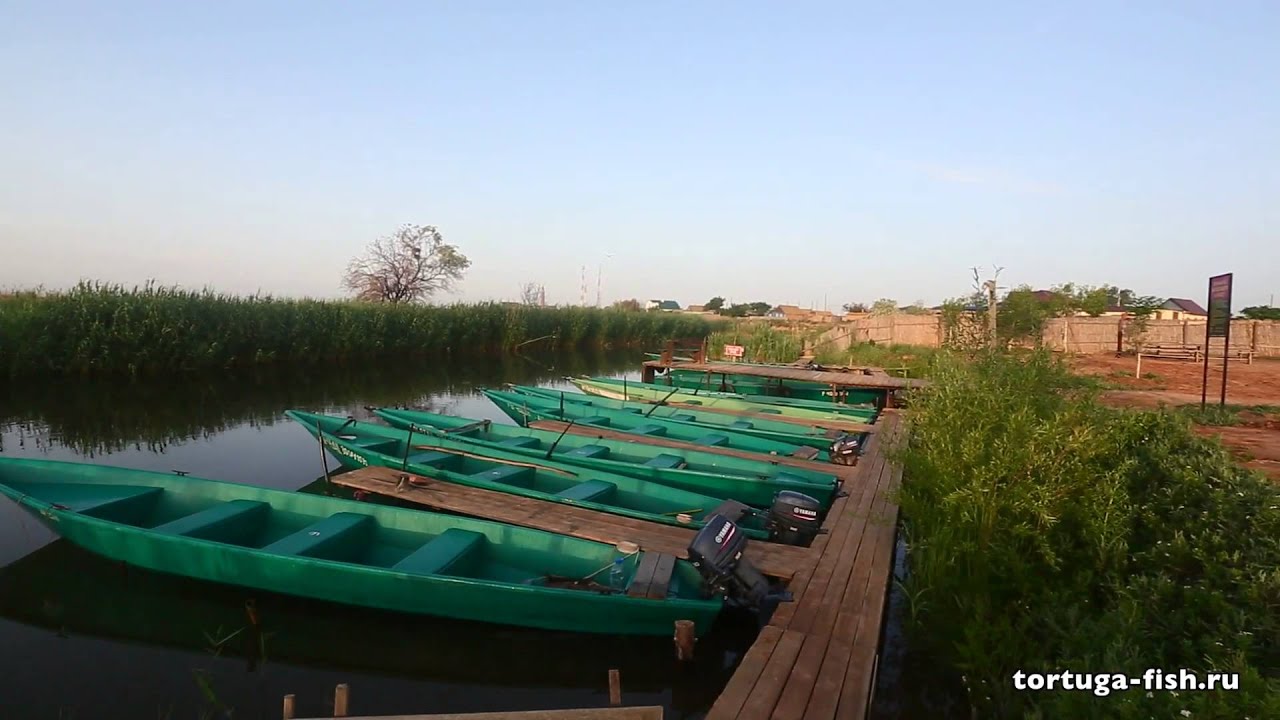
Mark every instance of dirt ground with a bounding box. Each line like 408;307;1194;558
1067;354;1280;480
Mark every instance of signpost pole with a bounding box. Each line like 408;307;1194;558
1201;278;1212;411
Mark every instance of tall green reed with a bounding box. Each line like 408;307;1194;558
0;282;711;378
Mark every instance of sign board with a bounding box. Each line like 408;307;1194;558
1207;273;1233;338
724;344;745;359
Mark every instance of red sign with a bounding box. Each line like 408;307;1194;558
724;344;745;358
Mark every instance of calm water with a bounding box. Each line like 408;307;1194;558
0;352;761;719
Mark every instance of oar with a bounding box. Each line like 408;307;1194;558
644;385;683;417
544;416;578;460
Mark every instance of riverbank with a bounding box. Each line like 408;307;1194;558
0;283;713;378
895;350;1280;717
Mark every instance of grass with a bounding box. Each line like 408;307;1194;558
0;282;712;378
705;322;818;364
1172;403;1280;427
705;321;942;377
895;350;1280;718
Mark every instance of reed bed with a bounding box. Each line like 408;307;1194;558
705;322;819;363
896;350;1280;718
0;283;711;378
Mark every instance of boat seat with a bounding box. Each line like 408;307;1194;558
562;444;610;460
555;479;616;503
392;528;486;576
630;423;667;436
671;413;698;421
42;485;163;519
694;433;731;447
575;415;611;427
497;437;540;449
407;451;454;468
642;454;687;470
352;439;398;455
469;465;536;487
627;552;677;599
709;499;752;523
261;512;373;558
152;500;269;541
729;420;754;429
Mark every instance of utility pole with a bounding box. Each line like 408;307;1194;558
580;266;587;307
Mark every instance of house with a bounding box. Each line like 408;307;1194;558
766;304;808;321
685;304;706;313
807;309;835;323
1154;298;1208;321
645;299;682;312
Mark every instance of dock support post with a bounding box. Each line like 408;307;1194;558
674;620;696;661
609;668;622;706
282;694;295;720
334;683;349;717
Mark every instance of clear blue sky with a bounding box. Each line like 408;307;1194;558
2;1;1276;308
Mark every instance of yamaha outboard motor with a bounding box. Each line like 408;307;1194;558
766;490;825;547
830;433;863;466
687;514;770;608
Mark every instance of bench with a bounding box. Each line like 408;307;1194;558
392;528;486;576
406;450;455;468
630;423;668;436
555;479;617;503
1136;345;1255;377
627;552;677;599
48;485;162;519
642;453;687;470
497;437;541;449
693;433;731;447
468;465;536;487
261;512;372;559
729;420;754;429
562;444;611;460
152;499;269;541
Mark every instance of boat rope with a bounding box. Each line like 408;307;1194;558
577;548;641;584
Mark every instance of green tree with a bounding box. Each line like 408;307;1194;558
870;298;898;315
1240;305;1280;320
747;301;771;316
611;298;642;312
842;302;868;313
705;296;725;312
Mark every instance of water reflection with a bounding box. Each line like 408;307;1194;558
1;350;763;719
0;350;637;457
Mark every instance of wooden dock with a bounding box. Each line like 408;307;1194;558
331;466;825;580
641;360;926;393
333;412;905;720
706;411;902;720
298;710;662;720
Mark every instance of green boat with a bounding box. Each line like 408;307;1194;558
483;388;835;462
508;385;862;453
286;411;776;539
572;377;878;423
656;368;883;405
0;457;725;636
373;407;840;508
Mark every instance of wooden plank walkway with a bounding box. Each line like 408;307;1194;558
300;710;662;720
706;411;903;720
331;466;823;580
641;360;927;391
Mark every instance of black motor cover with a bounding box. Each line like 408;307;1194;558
829;433;863;466
767;490;825;547
687;514;769;608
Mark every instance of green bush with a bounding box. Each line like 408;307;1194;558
0;282;712;378
896;351;1280;717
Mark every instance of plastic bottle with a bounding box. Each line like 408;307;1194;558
610;557;626;591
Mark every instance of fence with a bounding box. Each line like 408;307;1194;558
814;314;1280;358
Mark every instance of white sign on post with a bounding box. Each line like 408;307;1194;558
724;344;745;360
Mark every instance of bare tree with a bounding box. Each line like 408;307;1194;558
519;282;543;306
343;225;471;303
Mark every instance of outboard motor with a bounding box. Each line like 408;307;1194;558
687;514;770;608
830;433;863;466
766;490;825;547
